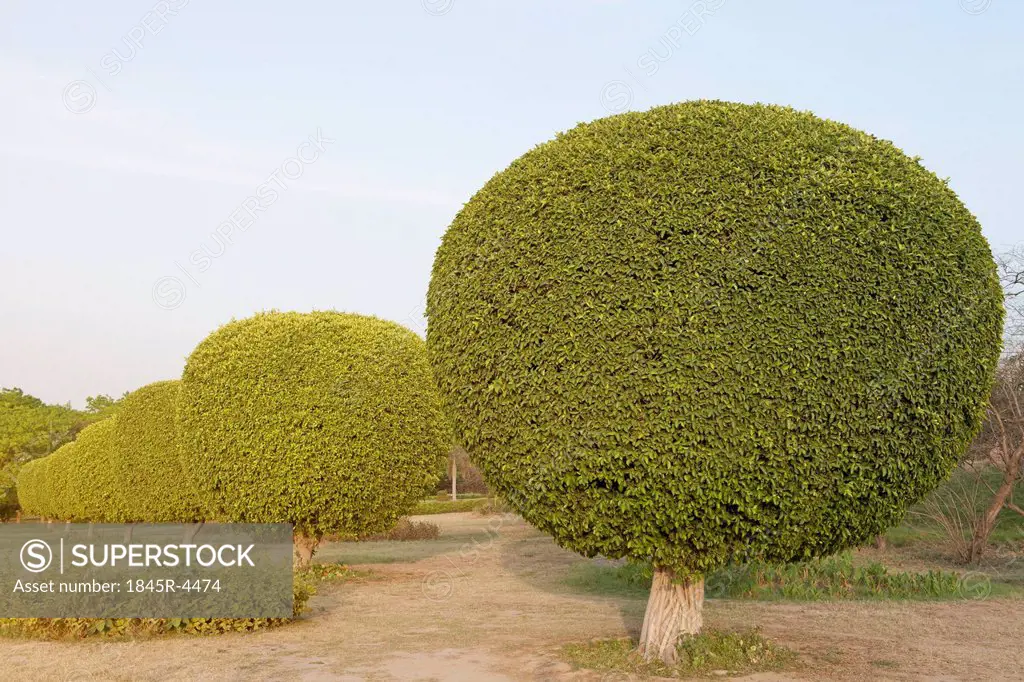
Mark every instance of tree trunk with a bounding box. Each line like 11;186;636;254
639;566;704;665
182;522;204;545
968;464;1018;562
294;533;319;569
451;456;458;502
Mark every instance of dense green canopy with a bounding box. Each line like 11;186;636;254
177;311;450;539
427;100;1004;576
112;380;202;522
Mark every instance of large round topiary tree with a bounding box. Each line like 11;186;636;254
177;311;451;565
112;380;202;523
426;100;1005;662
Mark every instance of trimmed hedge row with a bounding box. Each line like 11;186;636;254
112;380;202;523
17;312;449;557
0;573;314;639
17;382;190;523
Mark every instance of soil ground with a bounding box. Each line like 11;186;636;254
2;512;1022;681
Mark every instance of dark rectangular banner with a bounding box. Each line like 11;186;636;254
0;523;293;618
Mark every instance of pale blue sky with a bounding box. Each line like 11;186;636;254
1;0;1020;406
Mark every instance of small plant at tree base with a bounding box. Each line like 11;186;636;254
562;630;795;678
177;311;451;567
427;100;1005;663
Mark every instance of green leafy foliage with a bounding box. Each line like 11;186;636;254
177;311;451;540
13;454;49;518
1;387;123;518
23;419;124;521
17;382;202;523
427;100;1005;577
111;380;202;522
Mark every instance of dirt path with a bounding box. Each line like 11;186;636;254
2;513;1022;681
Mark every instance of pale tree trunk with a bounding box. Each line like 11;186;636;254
450;455;458;502
639;566;704;665
294;533;320;569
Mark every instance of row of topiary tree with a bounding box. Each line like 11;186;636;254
18;311;451;566
17;381;198;524
14;100;1009;661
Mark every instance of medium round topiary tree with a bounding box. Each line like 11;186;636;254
177;311;451;566
60;418;123;522
111;380;202;523
15;455;48;518
426;100;1005;662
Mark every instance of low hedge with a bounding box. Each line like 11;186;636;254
0;575;314;640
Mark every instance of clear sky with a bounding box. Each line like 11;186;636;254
1;0;1021;406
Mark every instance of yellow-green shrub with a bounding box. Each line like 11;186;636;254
177;311;450;540
14;456;46;517
111;380;202;522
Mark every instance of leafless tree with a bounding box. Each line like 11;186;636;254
996;245;1024;352
964;349;1024;562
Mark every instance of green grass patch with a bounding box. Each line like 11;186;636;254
412;497;490;515
567;553;1020;601
562;630;795;679
430;493;486;501
706;555;964;600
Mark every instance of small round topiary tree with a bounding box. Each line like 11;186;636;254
15;455;48;518
177;311;451;566
60;418;124;522
426;100;1005;662
111;380;202;523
